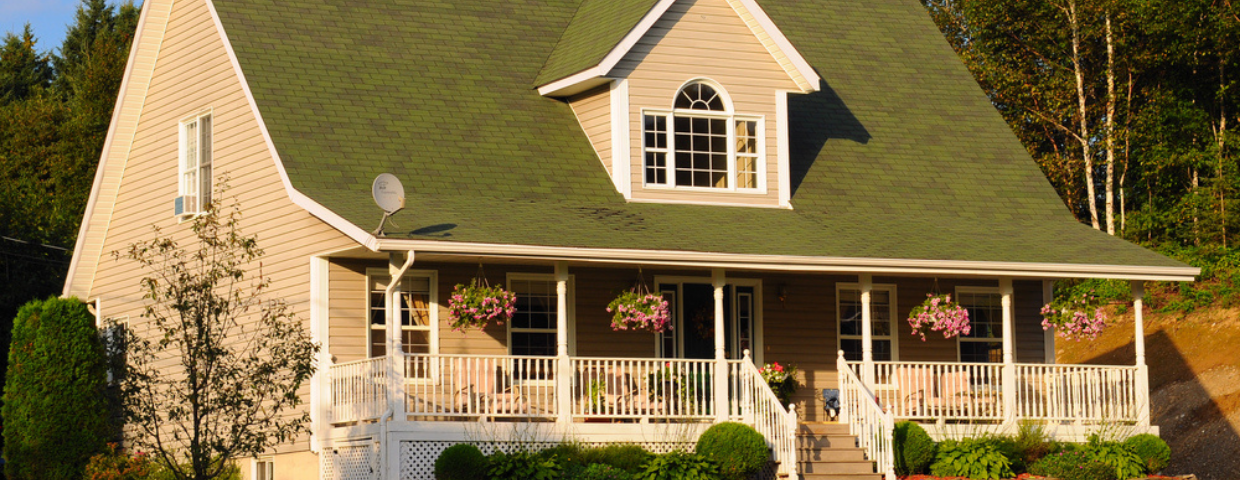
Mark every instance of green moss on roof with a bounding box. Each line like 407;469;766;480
535;0;660;86
210;0;1189;270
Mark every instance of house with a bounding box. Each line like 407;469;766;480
61;0;1199;478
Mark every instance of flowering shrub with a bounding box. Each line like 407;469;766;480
447;279;516;332
1040;292;1108;341
758;362;799;406
908;294;971;340
83;444;154;480
607;290;672;333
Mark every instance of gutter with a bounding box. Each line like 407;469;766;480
372;238;1200;282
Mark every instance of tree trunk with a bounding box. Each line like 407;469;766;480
1069;0;1100;230
1104;13;1116;235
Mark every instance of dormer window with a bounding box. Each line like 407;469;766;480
642;81;763;191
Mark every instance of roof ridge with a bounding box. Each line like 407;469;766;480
534;0;592;85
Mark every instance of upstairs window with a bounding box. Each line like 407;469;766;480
643;81;763;191
177;113;212;217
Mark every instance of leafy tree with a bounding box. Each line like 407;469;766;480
2;296;110;480
115;194;318;480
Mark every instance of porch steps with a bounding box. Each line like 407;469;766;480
795;422;882;480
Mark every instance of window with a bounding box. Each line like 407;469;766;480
642;81;763;191
508;274;573;357
253;458;273;480
367;270;437;357
837;284;898;362
177;113;212;216
102;316;129;384
957;287;1003;363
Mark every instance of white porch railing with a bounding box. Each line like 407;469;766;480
570;357;718;420
736;352;799;480
328;356;389;423
403;353;560;419
838;353;896;480
847;361;1144;425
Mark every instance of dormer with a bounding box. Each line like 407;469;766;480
538;0;820;208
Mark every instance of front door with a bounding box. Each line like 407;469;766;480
657;281;758;361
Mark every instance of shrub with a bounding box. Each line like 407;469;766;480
1083;436;1145;479
487;450;561;480
1013;421;1056;468
893;421;936;475
1123;434;1170;473
695;422;769;480
3;296;110;480
581;444;652;474
1030;450;1117;480
981;435;1024;473
571;463;636;480
636;451;718;480
928;438;1014;480
83;444;154;480
435;444;487;480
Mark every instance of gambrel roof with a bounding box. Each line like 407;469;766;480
204;0;1195;279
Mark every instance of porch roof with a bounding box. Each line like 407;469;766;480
211;0;1196;279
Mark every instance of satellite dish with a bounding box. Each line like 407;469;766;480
371;173;406;236
372;173;405;214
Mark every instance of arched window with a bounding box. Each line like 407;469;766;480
642;81;762;190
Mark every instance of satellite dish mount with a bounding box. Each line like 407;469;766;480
371;173;406;236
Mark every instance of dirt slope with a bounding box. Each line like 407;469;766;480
1057;306;1240;480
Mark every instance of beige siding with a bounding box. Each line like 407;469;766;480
569;85;613;175
617;0;798;206
87;0;356;454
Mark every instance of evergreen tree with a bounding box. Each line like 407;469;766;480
0;25;52;105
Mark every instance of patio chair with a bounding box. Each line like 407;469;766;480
893;366;935;417
578;367;634;416
452;362;526;417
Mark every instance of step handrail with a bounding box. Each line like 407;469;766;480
837;352;896;480
738;351;798;480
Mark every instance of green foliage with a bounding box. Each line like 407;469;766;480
581;445;652;474
568;464;635;480
928;439;1014;480
1083;436;1146;479
1030;450;1117;480
1123;434;1170;473
0;25;52;104
1012;422;1058;469
635;451;718;480
3;296;110;480
83;444;155;480
434;444;487;480
893;421;936;475
694;422;769;480
486;450;561;480
116;197;319;480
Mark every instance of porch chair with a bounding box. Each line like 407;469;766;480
892;366;936;418
452;361;527;417
577;367;634;417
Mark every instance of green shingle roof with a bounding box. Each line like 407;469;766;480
535;0;660;86
211;0;1190;271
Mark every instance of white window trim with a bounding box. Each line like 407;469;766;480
651;275;763;365
835;283;900;362
639;79;768;193
252;457;274;480
364;268;439;358
177;110;213;219
955;286;1003;363
505;272;576;357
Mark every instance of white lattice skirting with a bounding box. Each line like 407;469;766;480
398;440;695;480
322;440;382;480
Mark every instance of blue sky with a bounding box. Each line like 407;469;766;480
2;0;91;55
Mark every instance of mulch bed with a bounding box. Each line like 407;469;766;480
900;475;1190;480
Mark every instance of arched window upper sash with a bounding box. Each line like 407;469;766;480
641;81;764;192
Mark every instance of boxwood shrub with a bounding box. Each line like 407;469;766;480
1123;433;1170;473
1030;450;1117;480
434;443;487;480
893;421;936;475
695;422;769;480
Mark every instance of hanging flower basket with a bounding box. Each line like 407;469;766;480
447;279;516;333
758;362;799;407
908;293;971;341
1040;292;1108;341
607;290;672;333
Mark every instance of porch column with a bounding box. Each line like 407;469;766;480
713;268;728;422
387;251;415;417
556;261;572;426
1000;278;1016;427
860;274;875;386
1043;280;1056;364
1132;280;1151;426
309;255;330;452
